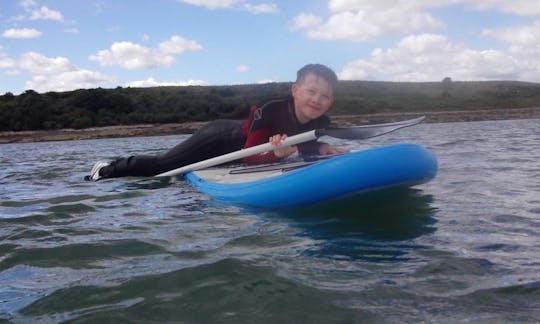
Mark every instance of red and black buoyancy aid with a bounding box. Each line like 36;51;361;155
240;97;330;164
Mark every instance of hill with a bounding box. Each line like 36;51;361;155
1;79;539;133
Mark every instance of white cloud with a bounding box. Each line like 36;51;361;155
467;0;540;16
257;78;278;84
16;52;114;92
328;0;540;16
90;42;175;69
26;70;114;93
291;13;322;31
482;20;540;53
19;52;75;74
177;0;243;10
20;0;37;9
30;6;63;21
236;64;249;73
8;2;64;23
241;3;278;14
481;20;540;80
308;1;540;81
0;49;17;70
293;0;540;42
177;0;277;13
126;77;208;87
0;58;17;70
339;33;537;82
2;28;42;39
293;1;444;41
159;35;203;54
328;0;421;13
90;36;203;70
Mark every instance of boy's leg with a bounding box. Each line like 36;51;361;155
98;120;244;178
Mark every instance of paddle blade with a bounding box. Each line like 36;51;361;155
324;116;425;140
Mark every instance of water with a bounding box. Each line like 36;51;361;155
1;119;539;323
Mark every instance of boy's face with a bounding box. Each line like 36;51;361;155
292;73;334;124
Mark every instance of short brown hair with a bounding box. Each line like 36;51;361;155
296;64;338;91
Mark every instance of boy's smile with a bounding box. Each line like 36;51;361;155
292;73;334;124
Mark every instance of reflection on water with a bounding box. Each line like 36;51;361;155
262;188;437;262
296;187;436;239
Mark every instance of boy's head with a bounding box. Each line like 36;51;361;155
296;64;338;93
292;64;338;123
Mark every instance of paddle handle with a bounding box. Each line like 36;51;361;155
155;129;318;177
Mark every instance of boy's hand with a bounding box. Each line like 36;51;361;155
269;134;298;158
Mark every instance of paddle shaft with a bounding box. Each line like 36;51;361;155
155;130;319;177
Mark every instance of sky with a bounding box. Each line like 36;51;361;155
1;0;540;94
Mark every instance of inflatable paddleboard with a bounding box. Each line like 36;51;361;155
184;143;438;208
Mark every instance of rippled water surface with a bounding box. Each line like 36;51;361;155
1;119;539;323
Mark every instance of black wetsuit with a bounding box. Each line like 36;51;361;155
98;119;245;178
97;97;329;178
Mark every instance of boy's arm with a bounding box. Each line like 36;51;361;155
243;127;282;165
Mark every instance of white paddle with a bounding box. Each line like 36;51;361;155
155;116;425;177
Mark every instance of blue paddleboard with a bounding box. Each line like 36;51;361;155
185;143;438;208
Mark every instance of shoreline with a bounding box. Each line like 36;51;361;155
1;107;538;144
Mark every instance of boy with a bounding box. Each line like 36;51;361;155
89;63;347;180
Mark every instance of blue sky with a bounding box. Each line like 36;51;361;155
1;0;539;93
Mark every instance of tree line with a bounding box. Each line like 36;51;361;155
1;79;539;132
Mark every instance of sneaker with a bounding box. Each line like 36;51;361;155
89;160;110;181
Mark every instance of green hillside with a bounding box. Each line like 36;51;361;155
1;79;539;132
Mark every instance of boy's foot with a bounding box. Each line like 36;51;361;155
88;161;110;181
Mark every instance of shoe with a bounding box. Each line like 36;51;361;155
89;160;110;181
